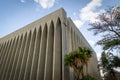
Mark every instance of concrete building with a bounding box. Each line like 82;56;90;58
0;8;100;80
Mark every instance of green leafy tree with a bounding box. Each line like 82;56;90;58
89;6;120;51
99;51;120;80
111;56;120;68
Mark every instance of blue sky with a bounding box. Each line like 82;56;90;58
0;0;120;59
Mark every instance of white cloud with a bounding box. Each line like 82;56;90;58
80;0;102;22
34;0;55;9
74;0;103;28
21;0;56;9
20;0;26;3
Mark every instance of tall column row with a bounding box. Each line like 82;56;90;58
70;28;82;50
0;18;63;80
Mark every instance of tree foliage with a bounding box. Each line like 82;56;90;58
64;47;93;80
98;51;120;80
89;6;120;51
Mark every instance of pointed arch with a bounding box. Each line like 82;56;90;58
53;17;62;80
37;23;48;80
12;32;27;80
24;28;37;80
5;35;23;80
0;37;17;80
18;31;32;80
44;21;54;80
30;26;42;80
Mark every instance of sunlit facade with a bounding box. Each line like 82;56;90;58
0;8;100;80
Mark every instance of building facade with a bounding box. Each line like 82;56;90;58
0;8;100;80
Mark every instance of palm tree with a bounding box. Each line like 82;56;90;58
64;47;93;80
80;47;93;75
77;47;93;76
64;50;84;80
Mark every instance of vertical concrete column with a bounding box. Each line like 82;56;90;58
30;27;41;80
74;32;76;49
77;35;79;48
0;44;1;50
3;37;19;80
5;36;21;80
73;31;75;50
68;27;72;52
75;33;77;49
0;43;1;48
12;33;27;80
0;42;9;78
63;19;70;80
0;43;4;56
69;28;74;80
0;41;12;79
0;43;3;59
60;19;69;80
18;31;32;80
37;24;48;80
80;36;82;46
0;42;7;77
0;42;7;66
53;18;62;80
44;21;54;80
24;29;36;80
71;28;74;51
78;37;80;46
1;38;16;80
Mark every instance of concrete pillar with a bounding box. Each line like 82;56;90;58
53;18;62;80
24;29;36;80
1;38;16;80
12;33;27;80
30;27;41;80
71;28;74;50
77;35;79;48
0;43;2;59
18;31;32;80
37;24;48;80
73;31;76;50
68;27;72;52
70;28;74;80
5;36;22;80
0;42;9;79
75;33;77;49
0;43;4;57
74;32;76;49
44;21;54;80
0;44;1;50
0;42;7;66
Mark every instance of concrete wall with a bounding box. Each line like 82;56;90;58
67;18;101;79
0;8;100;80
